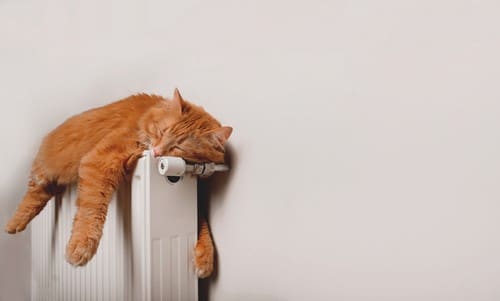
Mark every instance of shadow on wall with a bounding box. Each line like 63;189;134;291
198;144;236;301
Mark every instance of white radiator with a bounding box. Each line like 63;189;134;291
31;152;198;301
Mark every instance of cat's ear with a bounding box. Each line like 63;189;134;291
170;88;183;115
212;126;233;144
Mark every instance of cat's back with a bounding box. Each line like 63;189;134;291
68;94;161;129
35;94;163;180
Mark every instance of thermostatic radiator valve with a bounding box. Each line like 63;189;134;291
157;156;229;178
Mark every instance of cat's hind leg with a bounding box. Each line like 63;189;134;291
194;217;215;278
5;175;64;234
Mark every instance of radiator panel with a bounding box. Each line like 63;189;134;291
31;153;198;301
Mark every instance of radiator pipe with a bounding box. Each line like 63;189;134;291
157;156;229;178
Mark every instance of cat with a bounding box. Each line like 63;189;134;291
5;89;232;278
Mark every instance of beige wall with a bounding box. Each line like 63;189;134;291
2;0;500;300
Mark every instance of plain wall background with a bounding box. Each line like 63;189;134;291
1;0;500;300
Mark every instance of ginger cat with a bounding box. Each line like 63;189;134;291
5;89;231;278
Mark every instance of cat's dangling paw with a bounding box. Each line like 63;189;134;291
194;240;214;278
65;235;98;266
4;215;28;234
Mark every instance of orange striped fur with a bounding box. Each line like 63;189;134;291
5;89;231;277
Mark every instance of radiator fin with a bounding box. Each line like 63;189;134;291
31;183;131;301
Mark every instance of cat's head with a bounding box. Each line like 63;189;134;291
141;89;232;164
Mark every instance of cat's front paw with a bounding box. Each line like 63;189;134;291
66;234;98;266
5;215;28;234
194;240;214;278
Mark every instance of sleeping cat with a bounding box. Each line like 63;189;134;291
5;89;231;278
